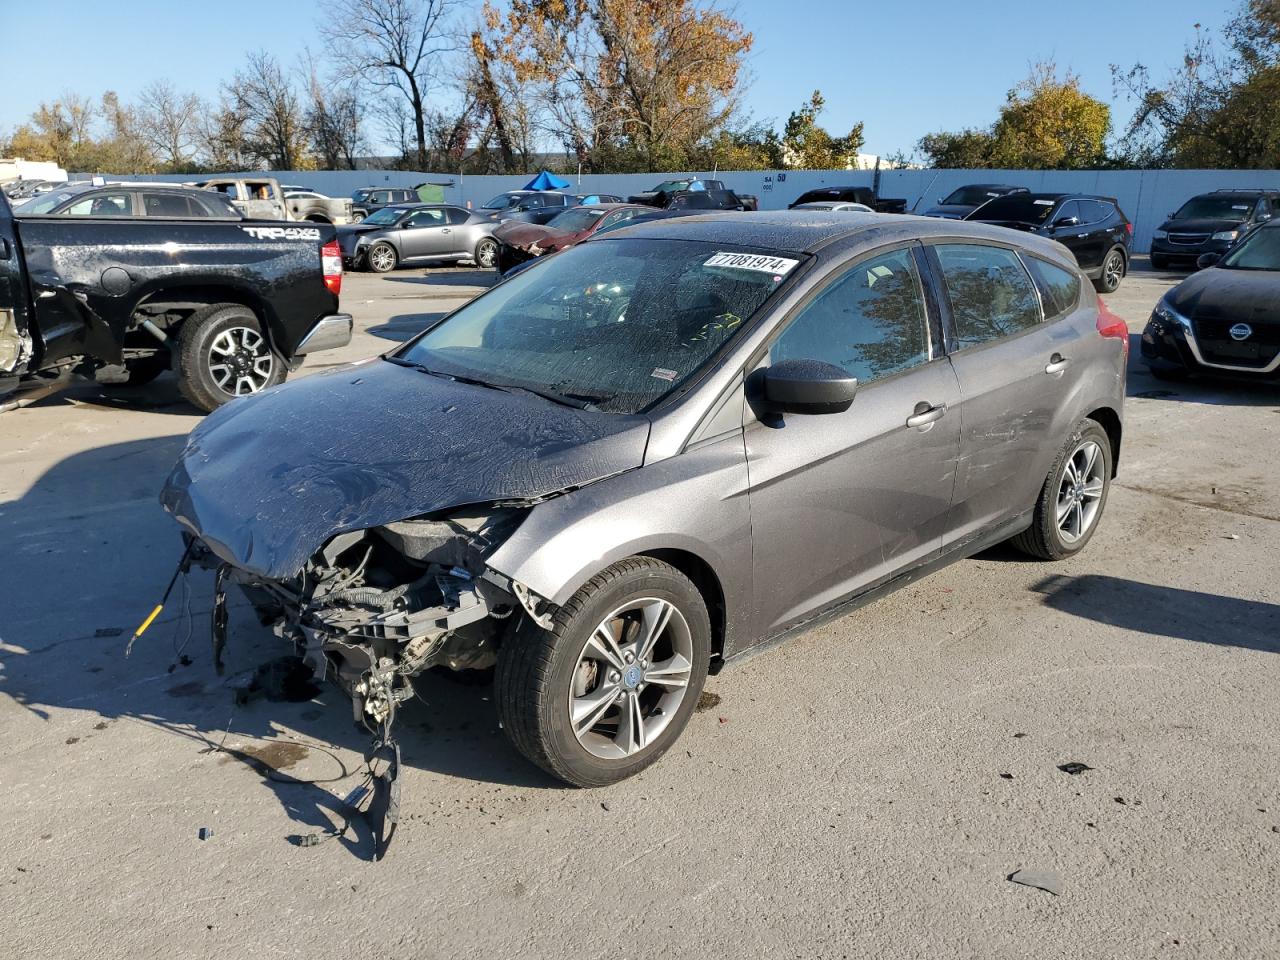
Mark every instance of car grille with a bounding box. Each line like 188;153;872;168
1193;318;1280;368
1167;232;1211;246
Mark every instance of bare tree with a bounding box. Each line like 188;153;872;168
138;80;202;169
197;95;252;170
227;51;309;169
322;0;459;168
304;61;365;169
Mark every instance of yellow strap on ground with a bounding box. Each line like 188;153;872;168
133;604;163;639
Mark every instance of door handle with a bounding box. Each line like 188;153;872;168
441;227;451;233
1045;354;1070;375
906;402;947;429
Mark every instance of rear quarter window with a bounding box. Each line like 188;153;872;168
935;244;1042;347
1025;258;1081;321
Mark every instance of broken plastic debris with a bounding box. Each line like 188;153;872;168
299;833;322;847
197;827;214;841
1007;867;1062;896
1057;762;1092;775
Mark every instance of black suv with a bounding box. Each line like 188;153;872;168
351;187;418;222
966;192;1133;293
1150;189;1280;270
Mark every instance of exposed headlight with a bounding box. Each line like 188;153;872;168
1212;229;1239;241
1153;229;1168;240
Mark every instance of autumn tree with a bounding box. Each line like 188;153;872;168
138;80;203;170
227;51;310;169
323;0;460;168
1113;3;1280;167
304;62;365;169
779;91;864;169
481;0;753;171
918;63;1109;169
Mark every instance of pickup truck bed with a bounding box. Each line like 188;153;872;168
0;193;352;412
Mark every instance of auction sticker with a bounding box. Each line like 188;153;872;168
704;252;800;275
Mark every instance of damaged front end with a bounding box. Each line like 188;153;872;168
209;508;540;727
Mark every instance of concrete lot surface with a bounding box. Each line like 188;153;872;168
1;260;1277;959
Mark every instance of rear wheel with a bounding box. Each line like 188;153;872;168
496;557;710;787
176;305;285;412
474;237;498;269
1010;419;1113;561
367;242;398;274
1093;247;1126;293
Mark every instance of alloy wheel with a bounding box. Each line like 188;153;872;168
369;245;396;272
568;597;694;760
1056;439;1106;543
476;240;497;268
207;326;274;396
1103;251;1124;290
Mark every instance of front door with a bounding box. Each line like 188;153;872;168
746;244;962;639
398;208;454;259
1046;199;1094;268
927;242;1082;545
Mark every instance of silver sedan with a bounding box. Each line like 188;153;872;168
336;202;500;272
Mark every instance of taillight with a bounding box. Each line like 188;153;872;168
321;240;342;296
1096;300;1129;359
1125;222;1133;235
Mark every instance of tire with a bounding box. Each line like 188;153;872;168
496;557;711;787
1010;419;1113;561
1150;254;1169;271
108;351;170;387
1093;247;1127;293
176;304;285;413
367;241;398;273
474;237;498;269
351;211;365;223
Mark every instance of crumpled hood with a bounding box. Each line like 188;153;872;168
493;221;565;249
161;359;651;578
1167;267;1280;322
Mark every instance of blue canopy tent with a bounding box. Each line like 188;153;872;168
522;170;571;191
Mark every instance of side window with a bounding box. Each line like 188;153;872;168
444;207;471;225
1025;257;1081;321
771;247;930;384
373;191;391;204
143;193;201;217
64;192;132;216
246;182;276;201
1079;199;1110;225
936;244;1043;348
1054;199;1081;225
211;183;241;200
407;209;445;227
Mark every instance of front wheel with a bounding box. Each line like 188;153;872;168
367;242;398;273
1009;419;1113;560
496;557;710;787
474;237;498;269
176;305;285;412
1093;248;1126;293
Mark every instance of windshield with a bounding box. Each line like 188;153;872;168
970;196;1057;224
1220;227;1280;270
352;189;372;201
651;180;691;193
20;190;87;214
943;186;1009;206
362;207;407;226
545;207;606;232
1173;195;1255;222
395;238;802;414
483;192;521;210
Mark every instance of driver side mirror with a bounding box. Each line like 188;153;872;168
1196;252;1222;269
1052;216;1079;228
761;359;858;415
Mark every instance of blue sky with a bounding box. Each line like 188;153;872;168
0;0;1230;156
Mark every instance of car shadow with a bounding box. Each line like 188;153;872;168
1032;573;1280;654
366;311;448;342
23;374;203;416
381;271;496;290
1125;334;1279;406
0;436;563;860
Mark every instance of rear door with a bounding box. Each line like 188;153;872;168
745;243;962;638
927;242;1085;546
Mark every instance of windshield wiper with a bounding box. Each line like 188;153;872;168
385;357;609;409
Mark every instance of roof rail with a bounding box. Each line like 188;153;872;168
1211;187;1270;193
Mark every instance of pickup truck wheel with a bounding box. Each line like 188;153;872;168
177;305;285;412
496;557;710;787
1009;419;1113;561
474;238;498;269
367;242;398;273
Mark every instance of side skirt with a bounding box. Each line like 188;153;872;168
718;509;1034;672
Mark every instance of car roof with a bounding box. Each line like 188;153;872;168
601;210;1076;261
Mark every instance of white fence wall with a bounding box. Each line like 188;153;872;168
104;167;1280;254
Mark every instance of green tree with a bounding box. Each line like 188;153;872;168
780;91;864;169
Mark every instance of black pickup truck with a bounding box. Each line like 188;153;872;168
787;185;908;214
0;192;352;412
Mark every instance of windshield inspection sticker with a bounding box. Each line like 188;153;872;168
704;252;800;275
651;367;679;381
1033;199;1056;205
1233;204;1250;210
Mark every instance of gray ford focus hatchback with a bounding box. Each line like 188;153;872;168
163;212;1127;796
